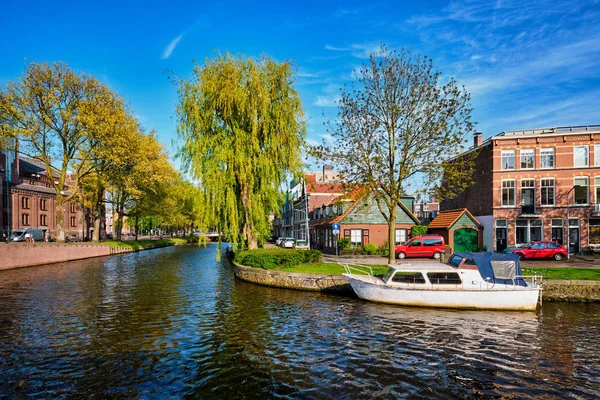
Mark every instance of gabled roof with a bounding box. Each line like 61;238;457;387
428;208;482;229
310;191;420;227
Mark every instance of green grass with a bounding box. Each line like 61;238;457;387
103;237;194;250
276;262;389;275
521;267;600;281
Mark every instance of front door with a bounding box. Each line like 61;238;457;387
496;228;507;252
569;227;580;254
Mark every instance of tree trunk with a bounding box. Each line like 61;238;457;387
116;203;124;241
56;201;66;242
92;185;104;242
134;213;139;241
388;204;397;265
240;183;257;249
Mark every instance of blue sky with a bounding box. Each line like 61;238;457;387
2;0;600;165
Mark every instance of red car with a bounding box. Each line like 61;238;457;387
395;235;446;259
510;241;567;261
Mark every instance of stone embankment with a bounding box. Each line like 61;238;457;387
0;241;189;270
234;263;352;294
234;263;600;302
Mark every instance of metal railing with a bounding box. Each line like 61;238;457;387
339;262;375;277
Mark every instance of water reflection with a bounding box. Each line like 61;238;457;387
0;245;598;398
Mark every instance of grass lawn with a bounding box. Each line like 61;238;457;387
275;263;389;275
521;267;600;281
103;237;194;250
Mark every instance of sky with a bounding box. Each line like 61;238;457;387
2;0;600;167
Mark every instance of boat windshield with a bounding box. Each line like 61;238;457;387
382;267;395;283
446;254;463;268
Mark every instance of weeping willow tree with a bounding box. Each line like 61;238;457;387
175;53;306;250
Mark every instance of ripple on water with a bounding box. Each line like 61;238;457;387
0;245;599;399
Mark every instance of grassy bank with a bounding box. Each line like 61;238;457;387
104;237;195;251
522;267;600;281
277;263;388;275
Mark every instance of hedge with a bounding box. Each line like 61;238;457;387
234;248;322;269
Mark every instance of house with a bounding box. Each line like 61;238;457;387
427;209;483;252
441;125;600;253
309;190;420;254
272;165;345;241
1;148;84;240
413;198;440;225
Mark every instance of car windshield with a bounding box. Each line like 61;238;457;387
403;238;414;246
11;231;24;237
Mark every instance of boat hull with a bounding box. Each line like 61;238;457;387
345;275;540;311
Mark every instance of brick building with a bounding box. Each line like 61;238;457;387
1;149;83;240
442;126;600;253
413;198;440;225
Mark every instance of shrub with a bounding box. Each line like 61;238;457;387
338;237;351;250
235;248;322;269
363;243;378;255
377;241;389;255
410;225;428;237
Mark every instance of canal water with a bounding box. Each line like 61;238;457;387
0;245;598;399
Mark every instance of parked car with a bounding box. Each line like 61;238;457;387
10;228;45;242
282;238;295;248
275;237;285;246
294;239;309;250
395;235;446;259
510;241;567;260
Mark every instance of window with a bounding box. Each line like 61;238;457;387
395;229;407;244
540;148;555;169
596;177;600;204
516;219;542;244
547;243;560;249
540;179;555;206
596;145;600;166
70;203;76;213
40;214;47;226
520;149;534;169
21;197;30;209
501;150;515;170
40;198;47;211
21;213;30;226
502;180;516;206
70;216;77;227
574;146;589;167
590;219;600;244
427;272;462;285
552;219;564;245
574;177;589;205
423;238;443;246
530;243;545;249
496;219;508;227
392;272;426;284
410;239;422;247
350;229;361;246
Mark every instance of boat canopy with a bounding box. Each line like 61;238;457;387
453;252;528;287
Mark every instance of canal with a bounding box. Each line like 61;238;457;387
0;244;598;398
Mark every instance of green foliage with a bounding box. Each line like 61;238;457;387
411;225;428;237
235;249;322;269
338;237;352;250
377;241;390;255
363;243;378;255
175;53;306;251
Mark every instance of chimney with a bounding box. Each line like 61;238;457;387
474;131;483;148
322;164;334;182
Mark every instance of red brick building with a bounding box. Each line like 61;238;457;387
1;150;83;240
442;126;600;253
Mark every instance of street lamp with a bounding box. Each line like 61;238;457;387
566;185;581;260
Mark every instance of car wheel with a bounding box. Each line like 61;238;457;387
516;253;525;260
554;253;564;261
397;252;406;260
433;252;441;260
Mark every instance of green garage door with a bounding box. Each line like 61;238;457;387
454;228;479;252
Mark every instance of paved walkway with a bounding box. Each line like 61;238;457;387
322;254;600;269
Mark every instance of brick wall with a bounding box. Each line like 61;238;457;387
0;243;111;270
441;143;493;216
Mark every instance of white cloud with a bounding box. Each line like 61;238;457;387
325;44;351;51
319;134;334;144
313;95;340;107
305;138;320;146
161;32;185;59
470;54;482;60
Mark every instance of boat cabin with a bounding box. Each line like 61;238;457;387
382;252;527;288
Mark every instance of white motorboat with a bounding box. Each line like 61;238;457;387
343;252;542;311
